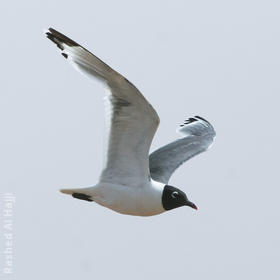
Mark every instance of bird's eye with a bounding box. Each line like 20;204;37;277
171;191;179;199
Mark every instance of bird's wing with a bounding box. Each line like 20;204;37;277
149;116;215;184
45;28;160;187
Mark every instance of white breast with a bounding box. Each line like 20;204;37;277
92;180;165;216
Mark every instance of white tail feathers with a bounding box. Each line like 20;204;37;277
60;188;75;195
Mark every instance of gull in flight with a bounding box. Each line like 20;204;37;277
45;28;216;216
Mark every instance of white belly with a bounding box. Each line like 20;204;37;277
92;181;165;216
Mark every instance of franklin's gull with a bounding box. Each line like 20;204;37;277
45;28;216;216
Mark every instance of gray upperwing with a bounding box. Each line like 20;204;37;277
149;116;216;184
45;28;160;187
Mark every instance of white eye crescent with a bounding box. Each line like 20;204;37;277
171;191;179;199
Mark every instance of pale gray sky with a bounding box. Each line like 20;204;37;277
1;0;280;279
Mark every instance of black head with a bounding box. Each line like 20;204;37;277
162;185;198;211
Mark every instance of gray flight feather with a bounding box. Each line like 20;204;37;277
149;116;216;184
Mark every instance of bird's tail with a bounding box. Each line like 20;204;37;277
60;187;94;202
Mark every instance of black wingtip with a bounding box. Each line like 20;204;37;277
46;30;64;50
194;116;211;125
47;28;80;47
180;115;212;128
184;117;197;124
